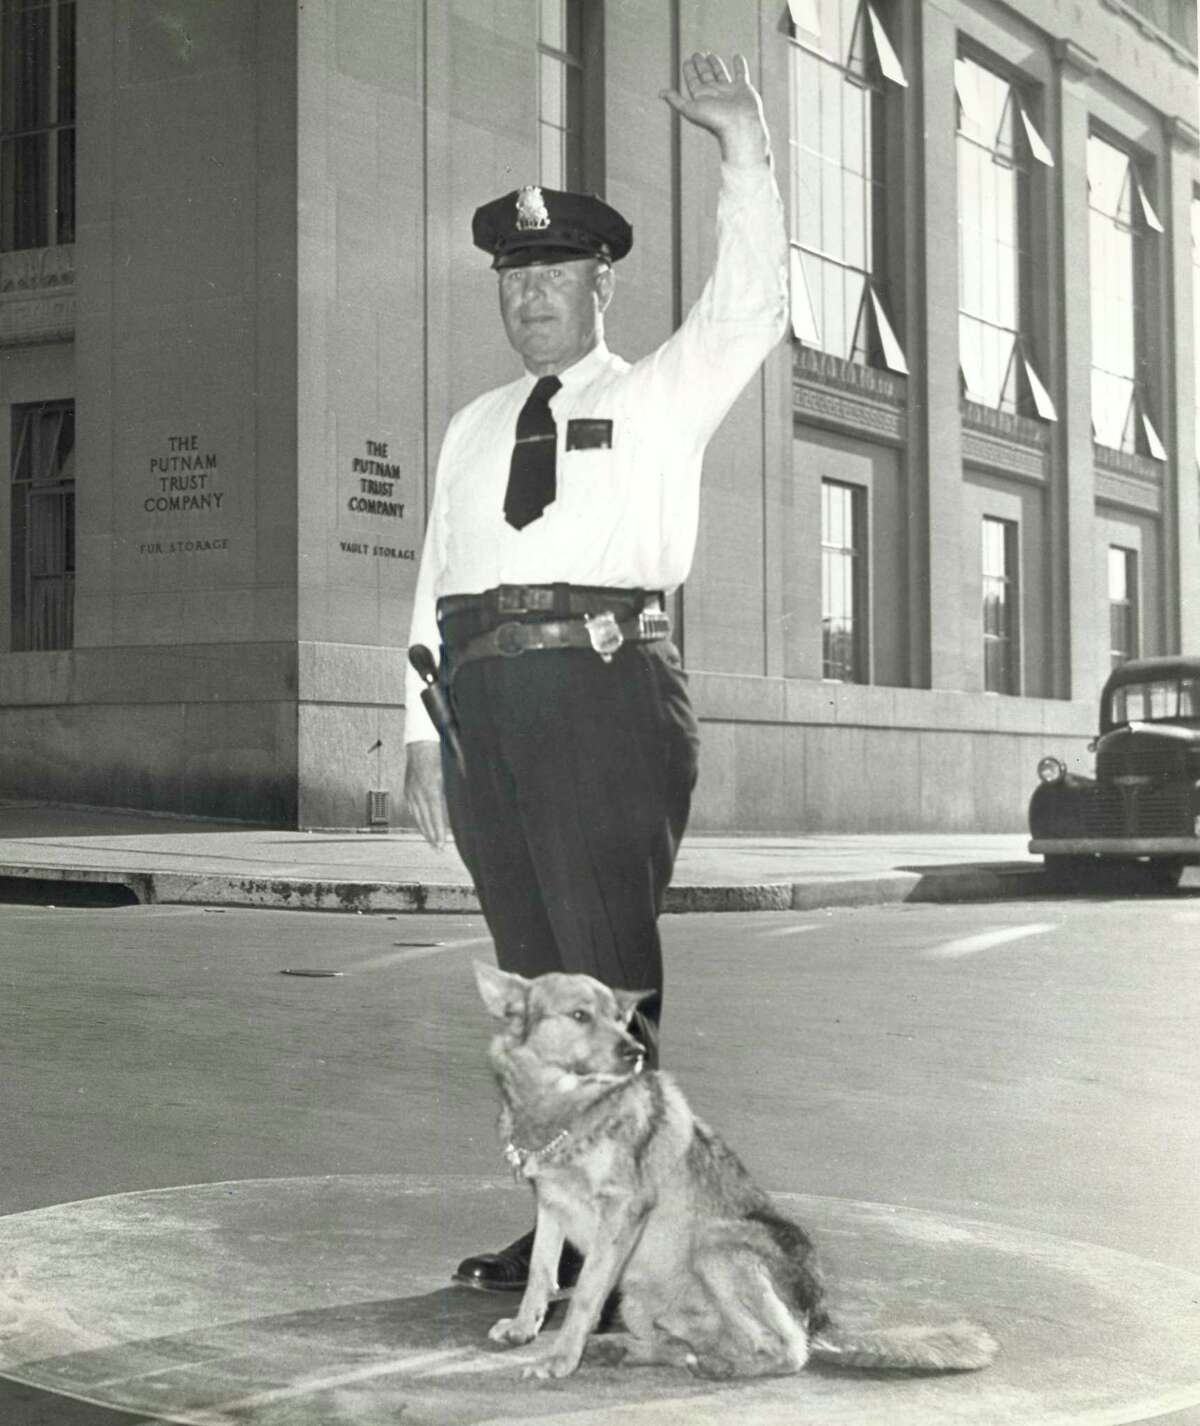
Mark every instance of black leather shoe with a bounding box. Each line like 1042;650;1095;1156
452;1229;584;1294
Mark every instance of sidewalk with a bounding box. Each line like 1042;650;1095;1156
0;799;1044;912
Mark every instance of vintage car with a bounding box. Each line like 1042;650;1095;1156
1028;655;1200;888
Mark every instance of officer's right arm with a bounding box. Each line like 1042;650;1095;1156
404;740;448;850
660;51;770;168
404;414;457;849
643;53;788;452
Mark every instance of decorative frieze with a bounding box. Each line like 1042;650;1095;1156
961;428;1048;483
0;245;76;347
1094;443;1163;514
0;245;75;294
1095;471;1162;515
961;401;1051;483
1093;441;1163;481
792;347;907;445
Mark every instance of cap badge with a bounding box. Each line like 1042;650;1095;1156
515;185;552;232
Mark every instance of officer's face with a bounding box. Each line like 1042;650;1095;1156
498;258;614;375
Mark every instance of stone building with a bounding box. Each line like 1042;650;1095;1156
0;0;1196;831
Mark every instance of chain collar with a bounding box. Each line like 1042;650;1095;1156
501;1060;644;1178
504;1127;571;1179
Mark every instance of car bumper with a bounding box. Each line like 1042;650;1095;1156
1029;837;1200;859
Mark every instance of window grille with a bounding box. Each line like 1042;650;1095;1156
0;0;76;252
786;0;907;373
10;399;75;651
1087;133;1165;458
955;53;1055;419
982;516;1019;694
1107;547;1139;669
537;0;603;193
821;479;868;682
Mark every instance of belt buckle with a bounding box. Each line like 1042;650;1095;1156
638;610;671;641
497;585;554;614
495;622;527;656
584;611;624;663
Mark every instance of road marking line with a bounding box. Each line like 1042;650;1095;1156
759;924;820;938
409;1351;525;1377
181;1347;484;1421
923;922;1056;960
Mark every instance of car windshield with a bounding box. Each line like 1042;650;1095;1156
1109;676;1200;727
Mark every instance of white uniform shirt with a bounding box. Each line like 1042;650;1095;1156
405;160;788;743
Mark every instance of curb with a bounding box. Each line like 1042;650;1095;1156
0;860;1050;914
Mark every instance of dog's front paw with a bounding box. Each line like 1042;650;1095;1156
519;1346;580;1380
488;1315;540;1347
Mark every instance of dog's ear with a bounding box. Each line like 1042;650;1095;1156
474;961;531;1022
613;986;658;1026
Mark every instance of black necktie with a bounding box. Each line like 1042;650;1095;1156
504;375;561;530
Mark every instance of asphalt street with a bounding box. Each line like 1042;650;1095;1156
1;889;1198;1423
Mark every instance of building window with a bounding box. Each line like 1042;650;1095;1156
786;0;908;373
821;479;867;681
0;0;76;253
537;0;603;192
10;399;74;651
982;516;1018;694
955;53;1055;419
1087;132;1166;457
1107;546;1139;668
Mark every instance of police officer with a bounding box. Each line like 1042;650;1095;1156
404;51;787;1292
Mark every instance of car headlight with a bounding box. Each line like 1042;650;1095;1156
1037;756;1066;784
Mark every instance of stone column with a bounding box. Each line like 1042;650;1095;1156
1164;116;1200;652
293;0;428;826
759;1;797;681
913;1;963;689
1053;39;1104;700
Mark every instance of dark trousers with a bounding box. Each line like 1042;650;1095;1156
443;640;698;1067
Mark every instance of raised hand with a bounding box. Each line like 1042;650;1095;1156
660;52;770;167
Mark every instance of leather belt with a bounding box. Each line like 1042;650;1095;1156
438;584;664;648
448;609;672;673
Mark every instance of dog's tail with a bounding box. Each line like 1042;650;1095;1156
809;1320;998;1373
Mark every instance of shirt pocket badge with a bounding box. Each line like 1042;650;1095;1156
565;418;613;451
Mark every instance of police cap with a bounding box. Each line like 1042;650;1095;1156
472;185;633;270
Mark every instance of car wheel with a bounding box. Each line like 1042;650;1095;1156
1143;858;1184;891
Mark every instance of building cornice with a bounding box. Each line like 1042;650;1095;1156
1099;0;1199;72
1167;115;1200;153
1052;37;1099;79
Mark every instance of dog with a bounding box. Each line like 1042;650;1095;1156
473;961;999;1382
